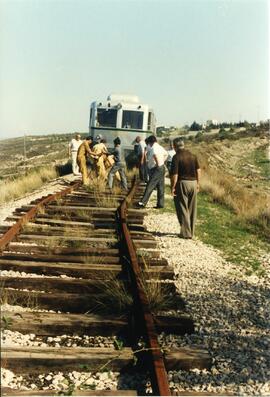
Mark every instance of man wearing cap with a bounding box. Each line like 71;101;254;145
68;133;82;176
93;134;102;146
171;139;201;239
76;136;98;185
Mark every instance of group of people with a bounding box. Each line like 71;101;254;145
68;133;127;190
69;133;200;239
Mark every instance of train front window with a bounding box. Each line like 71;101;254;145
97;108;117;128
122;111;143;129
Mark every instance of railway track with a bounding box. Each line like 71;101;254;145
0;176;211;396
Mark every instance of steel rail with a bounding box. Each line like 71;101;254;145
0;180;82;251
118;178;171;396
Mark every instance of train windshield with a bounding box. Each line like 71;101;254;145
122;110;143;129
97;108;117;128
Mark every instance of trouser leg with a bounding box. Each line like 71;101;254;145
118;165;128;190
96;157;106;179
108;164;124;189
139;163;144;181
141;167;162;206
108;165;117;189
174;196;182;228
141;163;148;182
139;157;146;181
79;159;89;185
72;152;79;174
156;166;165;207
178;181;192;238
188;181;197;236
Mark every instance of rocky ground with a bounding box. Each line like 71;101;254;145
145;199;270;396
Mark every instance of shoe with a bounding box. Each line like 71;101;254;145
179;234;192;239
136;202;145;208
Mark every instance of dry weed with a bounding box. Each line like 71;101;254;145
200;165;269;234
90;274;133;314
139;258;174;313
125;167;138;179
94;192;120;208
0;282;39;310
0;166;57;205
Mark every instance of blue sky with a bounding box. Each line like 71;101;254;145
0;0;269;138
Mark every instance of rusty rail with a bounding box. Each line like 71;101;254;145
118;178;171;396
0;180;82;251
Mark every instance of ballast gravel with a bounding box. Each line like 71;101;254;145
1;368;150;394
144;210;270;396
1;329;122;349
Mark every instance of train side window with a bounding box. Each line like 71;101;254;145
97;109;117;128
148;112;153;131
90;108;93;125
122;111;143;129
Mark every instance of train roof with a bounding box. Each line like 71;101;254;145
91;93;152;108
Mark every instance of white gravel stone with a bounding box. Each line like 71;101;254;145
144;207;270;396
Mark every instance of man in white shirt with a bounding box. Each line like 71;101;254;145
68;133;82;175
137;135;168;208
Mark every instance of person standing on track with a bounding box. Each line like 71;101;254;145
76;136;98;185
171;139;201;239
137;135;168;209
68;133;82;176
107;137;128;191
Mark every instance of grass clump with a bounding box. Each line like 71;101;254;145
141;278;174;313
91;276;133;315
90;267;174;315
0;282;39;310
94;192;120;208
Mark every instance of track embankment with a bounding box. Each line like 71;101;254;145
0;177;211;396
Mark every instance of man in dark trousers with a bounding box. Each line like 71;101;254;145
171;139;201;239
107;137;128;191
137;135;168;208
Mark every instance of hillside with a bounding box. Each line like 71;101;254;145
189;135;269;195
0;133;75;181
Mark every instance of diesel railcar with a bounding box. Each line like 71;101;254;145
89;93;156;156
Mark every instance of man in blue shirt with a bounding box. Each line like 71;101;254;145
107;137;128;191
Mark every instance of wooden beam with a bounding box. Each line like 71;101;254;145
0;260;173;279
2;346;211;374
1;311;194;336
0;261;124;278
